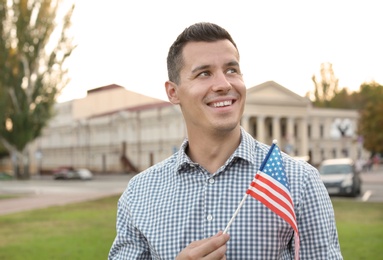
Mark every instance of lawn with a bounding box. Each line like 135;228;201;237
332;199;383;259
0;196;382;259
0;196;119;260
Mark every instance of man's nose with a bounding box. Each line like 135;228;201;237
211;73;232;92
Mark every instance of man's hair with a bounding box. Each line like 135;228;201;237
166;22;238;84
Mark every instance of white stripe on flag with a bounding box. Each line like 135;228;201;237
255;172;295;214
248;185;297;228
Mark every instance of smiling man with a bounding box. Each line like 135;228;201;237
109;22;343;260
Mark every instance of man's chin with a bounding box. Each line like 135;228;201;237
211;122;241;134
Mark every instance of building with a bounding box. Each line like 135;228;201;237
22;81;367;175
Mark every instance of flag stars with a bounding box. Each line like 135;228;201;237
261;146;290;190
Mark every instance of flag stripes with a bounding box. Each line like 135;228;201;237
247;172;298;234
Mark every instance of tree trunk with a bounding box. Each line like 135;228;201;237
12;150;30;180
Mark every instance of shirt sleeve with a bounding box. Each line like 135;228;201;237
108;191;152;260
297;166;343;259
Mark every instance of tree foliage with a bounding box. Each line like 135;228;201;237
309;62;383;155
310;62;339;107
357;82;383;154
0;0;75;179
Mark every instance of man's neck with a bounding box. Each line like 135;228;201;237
186;127;241;174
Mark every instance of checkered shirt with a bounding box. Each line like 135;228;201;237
109;129;343;259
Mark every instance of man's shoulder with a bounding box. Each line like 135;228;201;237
121;153;179;206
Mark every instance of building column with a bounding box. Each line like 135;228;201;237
311;117;320;140
299;117;308;156
272;116;281;143
256;115;265;143
324;117;332;139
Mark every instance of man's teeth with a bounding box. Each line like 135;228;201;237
213;100;232;107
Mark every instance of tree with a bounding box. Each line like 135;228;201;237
0;0;75;179
357;82;383;155
310;62;339;107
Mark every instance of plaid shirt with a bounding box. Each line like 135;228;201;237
109;129;343;259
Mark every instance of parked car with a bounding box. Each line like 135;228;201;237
53;166;93;180
76;168;93;180
318;158;361;197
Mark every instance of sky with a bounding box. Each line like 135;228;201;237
58;0;383;103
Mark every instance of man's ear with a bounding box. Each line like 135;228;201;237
165;81;180;104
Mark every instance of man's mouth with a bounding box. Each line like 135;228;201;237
211;100;233;108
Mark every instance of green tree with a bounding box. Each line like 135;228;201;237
357;82;383;155
311;62;339;107
0;0;75;179
325;88;353;109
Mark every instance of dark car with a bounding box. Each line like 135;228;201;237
319;158;362;197
53;166;93;180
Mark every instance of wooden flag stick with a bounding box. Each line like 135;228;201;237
223;139;278;234
223;193;248;234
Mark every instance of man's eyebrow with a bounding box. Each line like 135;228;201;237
227;61;240;67
191;61;239;74
191;65;210;74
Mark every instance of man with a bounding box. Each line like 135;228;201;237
109;22;343;259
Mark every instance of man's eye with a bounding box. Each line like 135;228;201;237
198;71;210;77
227;68;238;74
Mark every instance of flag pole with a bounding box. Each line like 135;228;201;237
223;139;278;234
223;193;248;234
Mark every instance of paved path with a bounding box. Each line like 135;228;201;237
0;174;135;216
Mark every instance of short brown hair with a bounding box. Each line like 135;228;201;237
166;22;238;84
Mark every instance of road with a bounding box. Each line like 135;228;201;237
357;169;383;202
1;167;383;216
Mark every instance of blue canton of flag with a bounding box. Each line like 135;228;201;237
263;147;290;189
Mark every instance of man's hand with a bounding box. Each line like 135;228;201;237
176;231;230;259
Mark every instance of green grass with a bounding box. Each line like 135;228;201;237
0;196;119;260
0;195;21;200
0;197;382;259
332;199;383;259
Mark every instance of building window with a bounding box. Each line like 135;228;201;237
308;124;311;138
265;117;272;138
281;118;286;138
320;124;324;138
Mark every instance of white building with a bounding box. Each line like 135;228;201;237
23;81;367;174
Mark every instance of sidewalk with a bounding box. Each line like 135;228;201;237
360;164;383;184
0;174;134;216
0;190;122;216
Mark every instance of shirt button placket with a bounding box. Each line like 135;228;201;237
205;176;216;235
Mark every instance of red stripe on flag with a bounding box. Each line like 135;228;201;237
247;174;298;234
248;188;298;234
251;174;296;220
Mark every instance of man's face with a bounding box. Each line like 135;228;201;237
165;40;246;135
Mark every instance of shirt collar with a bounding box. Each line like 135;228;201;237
175;127;258;174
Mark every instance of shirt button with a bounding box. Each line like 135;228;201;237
209;178;215;184
207;215;213;221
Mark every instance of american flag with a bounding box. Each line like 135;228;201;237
246;142;300;259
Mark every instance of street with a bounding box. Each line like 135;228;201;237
357;170;383;202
